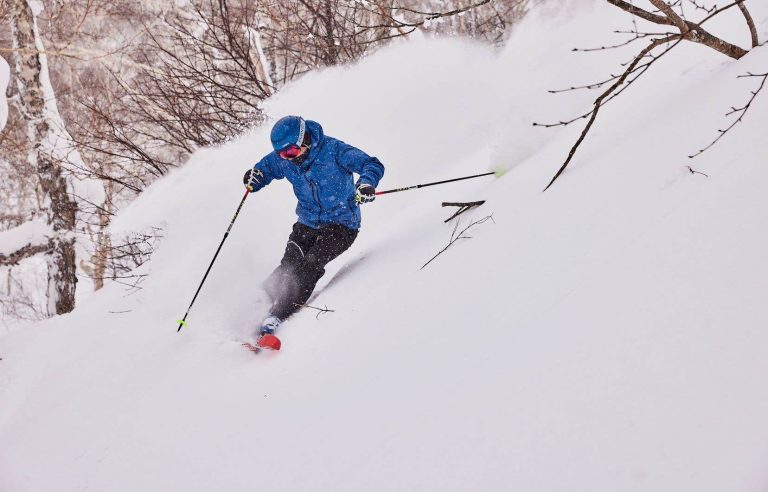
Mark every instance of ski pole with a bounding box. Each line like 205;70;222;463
374;169;504;196
177;189;250;332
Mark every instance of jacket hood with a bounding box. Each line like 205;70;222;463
297;120;325;172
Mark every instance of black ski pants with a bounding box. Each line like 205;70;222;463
263;222;358;320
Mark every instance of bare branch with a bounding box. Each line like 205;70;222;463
687;165;709;177
572;31;666;53
690;71;768;158
296;303;335;319
737;2;759;47
442;201;486;222
543;34;681;191
542;0;759;190
606;0;674;25
391;0;493;26
608;0;749;59
649;0;689;32
0;240;53;266
422;214;494;270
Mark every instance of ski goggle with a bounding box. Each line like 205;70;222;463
278;145;303;160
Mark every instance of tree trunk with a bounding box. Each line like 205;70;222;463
92;181;113;291
9;0;78;315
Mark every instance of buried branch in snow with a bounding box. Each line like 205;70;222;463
442;201;486;223
687;166;709;177
296;303;335;320
421;214;494;270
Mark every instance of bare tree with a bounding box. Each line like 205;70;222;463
75;0;529;184
355;0;527;45
2;1;179;315
539;0;763;191
3;0;81;315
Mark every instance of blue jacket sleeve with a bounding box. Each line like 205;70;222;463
250;153;284;192
335;141;385;188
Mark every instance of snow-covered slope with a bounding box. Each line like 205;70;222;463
2;3;768;491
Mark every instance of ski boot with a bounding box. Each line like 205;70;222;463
256;315;282;350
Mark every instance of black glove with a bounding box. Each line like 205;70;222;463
243;168;264;192
355;183;376;204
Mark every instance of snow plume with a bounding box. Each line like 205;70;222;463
0;55;9;132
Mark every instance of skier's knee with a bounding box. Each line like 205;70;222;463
302;253;326;277
282;248;304;268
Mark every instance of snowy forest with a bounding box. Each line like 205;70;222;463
1;1;768;491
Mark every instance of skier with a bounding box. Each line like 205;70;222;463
243;115;385;348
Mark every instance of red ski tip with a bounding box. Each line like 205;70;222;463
256;334;282;351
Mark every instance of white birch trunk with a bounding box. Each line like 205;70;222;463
0;55;9;132
8;0;79;315
247;14;275;94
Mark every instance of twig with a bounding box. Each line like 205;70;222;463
572;31;663;52
535;52;662;128
689;72;768;158
355;0;492;35
686;0;716;15
687;165;709;177
296;303;335;320
421;214;494;270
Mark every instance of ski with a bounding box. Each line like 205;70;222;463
241;334;282;353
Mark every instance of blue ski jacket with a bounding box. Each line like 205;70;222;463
250;120;385;230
